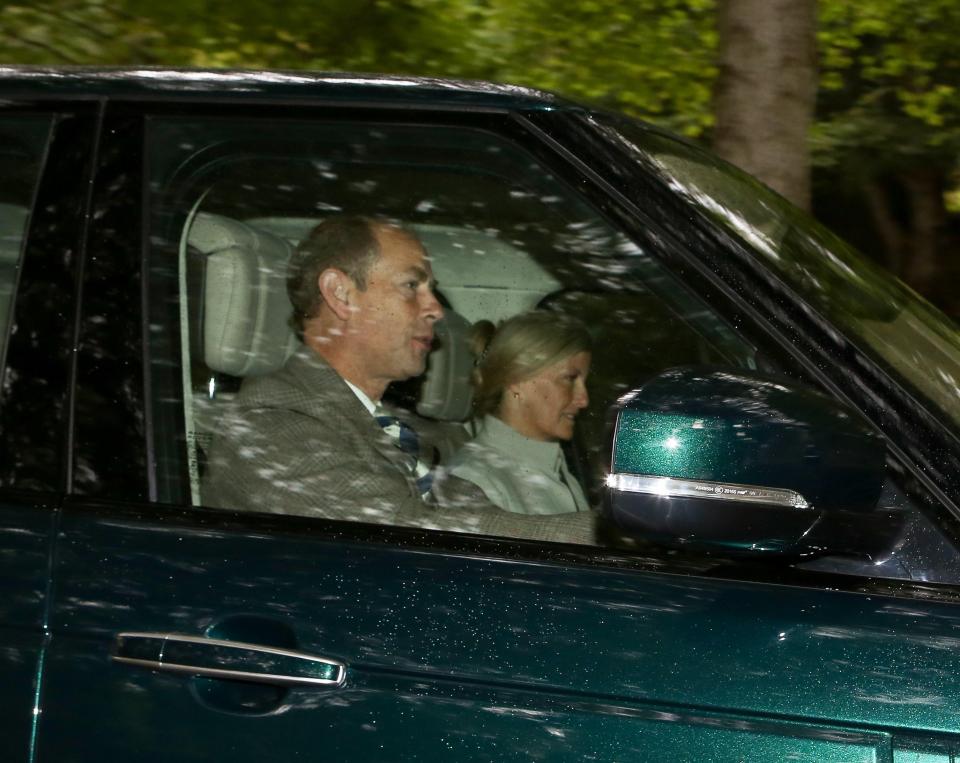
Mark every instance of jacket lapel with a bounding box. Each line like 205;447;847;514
284;349;420;497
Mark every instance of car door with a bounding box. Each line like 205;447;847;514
0;103;98;763
35;89;960;762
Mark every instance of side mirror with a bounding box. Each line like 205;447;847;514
606;367;899;557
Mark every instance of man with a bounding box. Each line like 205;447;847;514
204;216;595;545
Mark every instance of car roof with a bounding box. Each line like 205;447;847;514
0;66;582;112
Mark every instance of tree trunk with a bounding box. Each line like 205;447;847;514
900;167;946;297
713;0;818;210
862;178;907;274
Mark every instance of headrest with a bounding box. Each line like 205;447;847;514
417;309;475;422
0;203;28;266
187;212;298;377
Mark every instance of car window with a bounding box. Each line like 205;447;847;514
143;117;756;501
0;117;51;374
135;112;960;586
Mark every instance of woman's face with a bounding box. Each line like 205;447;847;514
503;351;591;442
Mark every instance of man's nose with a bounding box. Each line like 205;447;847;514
422;288;443;321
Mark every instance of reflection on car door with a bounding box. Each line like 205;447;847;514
38;506;960;762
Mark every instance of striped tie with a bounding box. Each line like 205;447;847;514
374;409;434;497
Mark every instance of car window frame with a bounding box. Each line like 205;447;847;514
67;96;960;606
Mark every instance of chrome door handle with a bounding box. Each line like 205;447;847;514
112;632;346;687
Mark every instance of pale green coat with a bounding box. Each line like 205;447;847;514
450;415;591;516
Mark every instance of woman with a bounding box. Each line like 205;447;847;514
448;310;592;515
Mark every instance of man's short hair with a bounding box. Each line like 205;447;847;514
287;216;382;336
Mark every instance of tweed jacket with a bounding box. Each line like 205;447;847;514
202;348;597;545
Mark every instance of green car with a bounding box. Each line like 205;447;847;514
2;68;960;762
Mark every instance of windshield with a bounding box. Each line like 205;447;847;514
597;114;960;431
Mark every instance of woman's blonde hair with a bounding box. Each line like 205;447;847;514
470;310;591;417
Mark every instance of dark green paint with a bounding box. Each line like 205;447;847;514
612;368;886;511
39;509;960;761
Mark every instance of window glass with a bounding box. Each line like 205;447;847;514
146;116;758;508
143;114;960;586
0;117;51;373
599;114;960;432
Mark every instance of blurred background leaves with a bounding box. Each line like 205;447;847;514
1;0;958;318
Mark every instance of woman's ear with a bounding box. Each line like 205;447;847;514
497;380;528;434
501;381;523;409
317;268;354;321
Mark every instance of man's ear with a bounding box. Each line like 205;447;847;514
317;268;354;322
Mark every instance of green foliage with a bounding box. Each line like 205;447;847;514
817;0;960;175
0;0;718;136
0;1;163;64
2;0;959;175
471;0;717;136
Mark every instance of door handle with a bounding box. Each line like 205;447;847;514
112;632;346;688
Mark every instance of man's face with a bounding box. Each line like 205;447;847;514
348;227;443;393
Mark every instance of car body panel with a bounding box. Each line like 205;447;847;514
29;504;960;761
0;68;958;761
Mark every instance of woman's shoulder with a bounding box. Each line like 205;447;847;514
450;418;518;469
446;421;520;507
449;439;512;479
441;446;509;512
